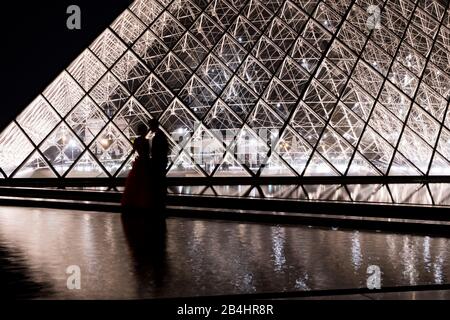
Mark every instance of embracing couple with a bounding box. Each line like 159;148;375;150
121;119;169;216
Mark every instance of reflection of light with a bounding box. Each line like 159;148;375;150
423;236;431;271
271;227;286;272
434;253;444;284
69;139;77;147
351;231;362;270
100;139;110;148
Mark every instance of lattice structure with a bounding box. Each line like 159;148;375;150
0;0;449;179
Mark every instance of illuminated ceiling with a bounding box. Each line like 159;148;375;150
0;0;449;179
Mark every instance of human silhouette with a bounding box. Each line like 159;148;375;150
121;213;167;290
149;119;169;215
121;124;153;213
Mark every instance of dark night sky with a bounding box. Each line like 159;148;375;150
0;0;133;131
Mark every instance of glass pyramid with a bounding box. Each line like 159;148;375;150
0;0;449;179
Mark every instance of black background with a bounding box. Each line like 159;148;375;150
0;0;133;131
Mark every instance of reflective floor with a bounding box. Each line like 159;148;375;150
0;206;449;299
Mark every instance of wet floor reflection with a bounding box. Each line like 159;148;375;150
0;207;449;299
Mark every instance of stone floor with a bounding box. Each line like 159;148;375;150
0;206;450;299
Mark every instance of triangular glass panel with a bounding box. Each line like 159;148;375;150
260;152;296;177
368;103;403;146
278;1;308;33
159;99;200;149
303;79;337;120
290;102;325;146
213;34;246;72
43;72;84;117
167;151;205;177
168;0;202;28
112;50;150;93
179;76;217;119
406;104;440;147
247;100;284;131
347;152;380;176
214;152;251;177
277;57;309;96
429;153;450;176
237;55;271;95
150;11;186;49
357;127;394;175
90;29;127;68
389;152;422;176
233;126;270;174
129;0;164;26
66;97;108;145
315;59;348;97
16;96;61;145
206;0;238;29
13;151;57;179
316;126;354;175
134;74;174;118
274;127;312;175
66;151;108;178
133;30;169;69
156;53;192;92
222;76;258;120
110;9;146;45
183;125;226;176
40;124;84;176
173;32;208;69
341;80;375;121
329;103;364;146
303;152;339;176
0;123;35;177
429;183;450;206
263;77;298;120
204;99;242;147
113;98;152;140
67;49;107;92
89;124;132;176
397;128;433;174
196;54;232;95
90;73;130;119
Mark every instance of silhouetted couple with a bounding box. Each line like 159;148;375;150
121;119;169;219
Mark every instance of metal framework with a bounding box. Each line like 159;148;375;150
0;0;449;180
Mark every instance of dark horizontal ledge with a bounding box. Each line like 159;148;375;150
2;176;450;187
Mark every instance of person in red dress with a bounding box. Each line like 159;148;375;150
121;124;153;212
